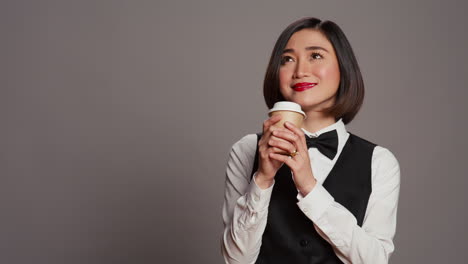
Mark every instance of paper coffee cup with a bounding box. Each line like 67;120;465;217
268;101;306;129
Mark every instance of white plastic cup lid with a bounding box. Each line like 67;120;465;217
268;101;306;119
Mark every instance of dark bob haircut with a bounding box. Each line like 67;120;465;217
263;17;364;125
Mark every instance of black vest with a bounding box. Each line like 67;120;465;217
251;133;376;264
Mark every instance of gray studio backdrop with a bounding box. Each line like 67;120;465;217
2;0;467;263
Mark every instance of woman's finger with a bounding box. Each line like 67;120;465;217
284;121;307;151
262;115;282;134
269;152;295;167
271;129;299;148
268;135;296;154
269;146;290;156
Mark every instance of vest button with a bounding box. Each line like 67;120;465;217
300;239;309;247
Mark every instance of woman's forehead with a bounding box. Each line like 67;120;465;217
285;29;332;50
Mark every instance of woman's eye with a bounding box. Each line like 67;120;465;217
311;53;323;59
280;56;293;64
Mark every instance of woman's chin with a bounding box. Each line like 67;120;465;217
289;98;317;110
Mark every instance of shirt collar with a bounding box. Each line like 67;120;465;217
301;118;348;162
301;118;347;139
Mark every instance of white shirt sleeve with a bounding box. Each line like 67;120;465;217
221;134;275;264
296;146;401;264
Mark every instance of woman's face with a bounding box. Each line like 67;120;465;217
279;29;341;112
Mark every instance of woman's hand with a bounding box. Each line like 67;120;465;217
256;115;296;189
268;121;317;196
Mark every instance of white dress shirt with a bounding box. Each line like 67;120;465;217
221;119;401;264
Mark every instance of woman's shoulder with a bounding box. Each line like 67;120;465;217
348;133;377;148
373;145;399;168
371;144;400;184
349;133;400;169
230;133;259;155
373;144;397;158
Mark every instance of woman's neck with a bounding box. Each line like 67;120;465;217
301;110;336;133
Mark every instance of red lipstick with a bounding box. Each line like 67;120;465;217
292;82;317;91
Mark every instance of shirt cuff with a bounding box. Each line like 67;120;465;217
296;183;334;221
246;172;275;212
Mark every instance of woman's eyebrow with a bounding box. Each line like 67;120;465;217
282;46;329;54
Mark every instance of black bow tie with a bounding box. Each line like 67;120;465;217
305;129;338;160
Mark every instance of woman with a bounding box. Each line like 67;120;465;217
221;17;400;264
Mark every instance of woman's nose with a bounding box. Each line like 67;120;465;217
293;59;311;79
